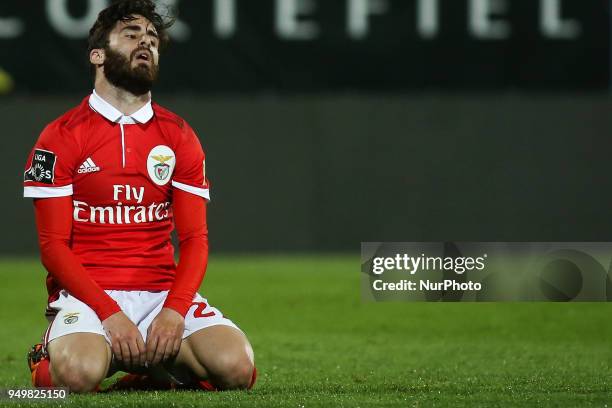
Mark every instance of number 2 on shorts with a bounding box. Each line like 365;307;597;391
192;301;215;318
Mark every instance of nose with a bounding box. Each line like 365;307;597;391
139;35;152;48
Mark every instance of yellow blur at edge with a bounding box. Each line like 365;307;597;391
0;67;15;95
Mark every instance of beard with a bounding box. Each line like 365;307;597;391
103;46;159;96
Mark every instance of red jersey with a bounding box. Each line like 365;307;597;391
24;91;209;296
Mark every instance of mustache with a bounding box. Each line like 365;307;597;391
130;47;153;61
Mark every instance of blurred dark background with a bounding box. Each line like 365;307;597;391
1;0;611;253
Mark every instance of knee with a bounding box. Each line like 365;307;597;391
209;353;255;390
51;355;107;393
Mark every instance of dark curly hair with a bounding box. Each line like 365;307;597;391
88;0;175;67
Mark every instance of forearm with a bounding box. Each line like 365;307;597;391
40;242;121;321
35;198;120;321
163;189;209;317
163;236;208;316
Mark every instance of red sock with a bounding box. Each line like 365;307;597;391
33;359;54;387
197;379;217;391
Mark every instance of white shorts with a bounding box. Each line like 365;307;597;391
43;290;240;345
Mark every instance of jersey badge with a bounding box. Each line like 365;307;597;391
147;145;175;186
24;149;56;184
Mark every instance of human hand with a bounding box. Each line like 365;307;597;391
102;311;146;370
145;307;185;365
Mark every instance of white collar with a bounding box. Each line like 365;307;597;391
88;90;154;124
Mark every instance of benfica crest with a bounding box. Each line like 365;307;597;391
147;145;175;186
152;155;173;181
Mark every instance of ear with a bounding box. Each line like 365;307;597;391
89;48;105;66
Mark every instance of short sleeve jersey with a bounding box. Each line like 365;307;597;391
23;91;209;291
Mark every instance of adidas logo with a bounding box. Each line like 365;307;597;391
77;157;101;174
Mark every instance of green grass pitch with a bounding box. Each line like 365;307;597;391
0;256;610;407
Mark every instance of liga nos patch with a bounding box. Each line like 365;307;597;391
24;149;56;184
